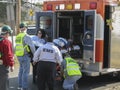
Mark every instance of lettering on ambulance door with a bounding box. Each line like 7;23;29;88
36;12;54;38
83;10;96;62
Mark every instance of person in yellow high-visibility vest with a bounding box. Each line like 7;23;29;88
53;37;82;90
15;22;35;90
61;51;82;90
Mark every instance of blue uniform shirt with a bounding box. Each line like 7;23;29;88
31;36;46;47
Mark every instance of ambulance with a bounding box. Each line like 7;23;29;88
35;0;120;78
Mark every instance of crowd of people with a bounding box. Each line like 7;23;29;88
0;23;82;90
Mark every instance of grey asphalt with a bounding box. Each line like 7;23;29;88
8;65;120;90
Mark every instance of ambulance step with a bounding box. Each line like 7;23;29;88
81;69;100;76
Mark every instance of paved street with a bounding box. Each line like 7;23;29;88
9;64;120;90
9;65;63;90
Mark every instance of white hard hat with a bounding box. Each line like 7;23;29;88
53;39;61;47
53;37;68;48
58;37;68;47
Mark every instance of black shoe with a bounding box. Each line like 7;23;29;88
73;83;79;90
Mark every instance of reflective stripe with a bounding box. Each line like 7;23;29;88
67;68;80;71
95;40;104;62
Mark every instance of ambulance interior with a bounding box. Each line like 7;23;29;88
56;11;85;59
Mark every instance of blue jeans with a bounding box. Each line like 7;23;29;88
17;54;31;89
63;75;81;90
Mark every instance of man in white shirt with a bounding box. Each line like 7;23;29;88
33;37;63;90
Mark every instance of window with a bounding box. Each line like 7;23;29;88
86;15;93;30
40;16;52;29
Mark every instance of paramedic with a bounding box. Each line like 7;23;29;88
15;22;35;90
61;53;82;90
53;37;82;90
33;36;63;90
0;25;14;90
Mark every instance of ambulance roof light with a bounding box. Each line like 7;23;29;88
66;4;73;10
47;4;53;10
59;4;65;10
74;3;80;9
56;5;59;10
90;2;97;9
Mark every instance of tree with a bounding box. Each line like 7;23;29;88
0;3;7;23
35;2;43;10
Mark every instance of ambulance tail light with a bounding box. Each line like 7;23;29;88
90;2;97;9
47;4;53;10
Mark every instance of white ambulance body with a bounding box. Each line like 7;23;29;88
34;0;120;77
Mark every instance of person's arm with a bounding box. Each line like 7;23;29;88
32;47;41;65
55;47;63;65
24;35;36;55
60;60;66;78
5;40;14;72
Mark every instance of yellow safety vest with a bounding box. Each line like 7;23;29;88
15;33;30;56
64;57;82;77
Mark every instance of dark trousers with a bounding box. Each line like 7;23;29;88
31;62;38;83
37;61;56;90
0;65;9;90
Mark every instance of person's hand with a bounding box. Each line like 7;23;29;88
10;66;14;72
33;62;37;65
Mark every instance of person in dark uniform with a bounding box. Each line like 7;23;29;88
33;37;63;90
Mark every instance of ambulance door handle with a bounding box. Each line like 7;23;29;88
82;31;93;47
